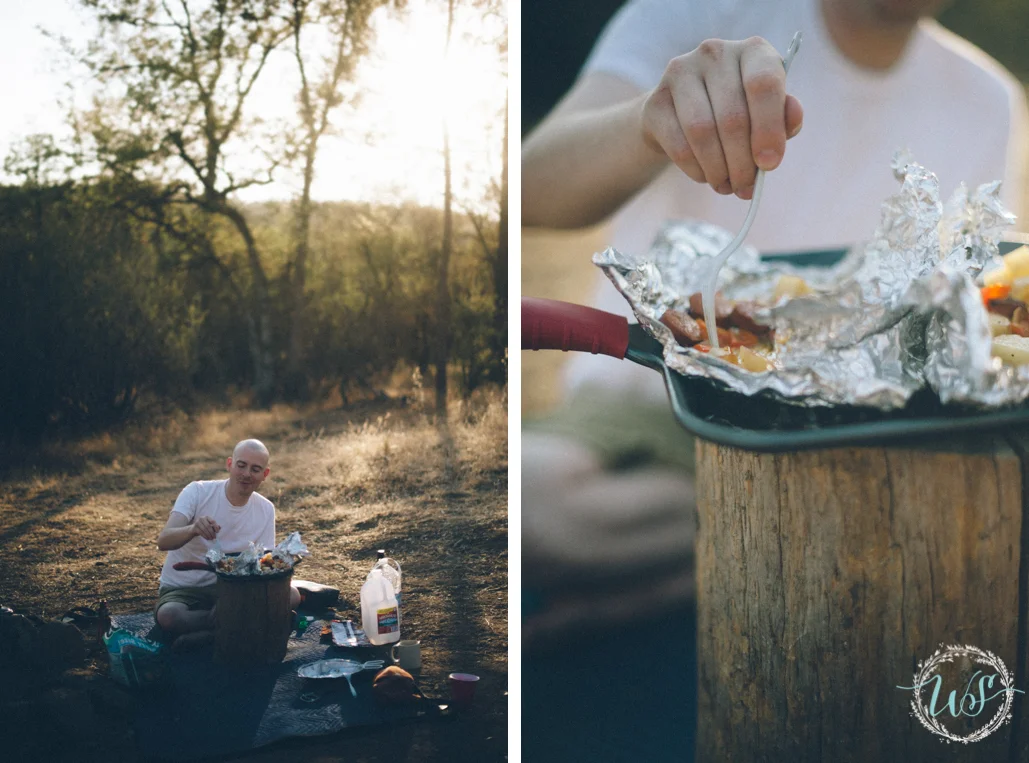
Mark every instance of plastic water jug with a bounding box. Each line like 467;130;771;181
373;550;402;607
361;568;401;645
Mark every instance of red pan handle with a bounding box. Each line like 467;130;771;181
173;561;214;571
521;298;630;359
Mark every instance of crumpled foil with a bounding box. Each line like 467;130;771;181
277;531;310;561
205;531;310;575
594;152;1022;410
915;265;1029;408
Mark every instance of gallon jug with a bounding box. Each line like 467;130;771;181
373;550;402;607
361;568;401;645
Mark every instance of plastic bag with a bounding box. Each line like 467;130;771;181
103;628;166;688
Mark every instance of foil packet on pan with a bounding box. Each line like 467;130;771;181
593;153;1019;411
913;265;1029;408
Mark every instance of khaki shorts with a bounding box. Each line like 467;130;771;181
524;386;696;473
154;584;218;617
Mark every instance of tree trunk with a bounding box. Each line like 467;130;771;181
215;573;294;668
491;93;509;382
285;144;316;399
435;0;455;415
693;435;1028;762
219;202;276;405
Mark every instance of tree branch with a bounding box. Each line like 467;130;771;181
165;131;206;186
221;23;291;145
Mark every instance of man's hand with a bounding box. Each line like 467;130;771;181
641;37;804;200
191;516;220;541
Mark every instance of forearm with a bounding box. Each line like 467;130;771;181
157;524;197;551
522;93;669;230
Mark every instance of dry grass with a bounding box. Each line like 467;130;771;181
0;387;508;762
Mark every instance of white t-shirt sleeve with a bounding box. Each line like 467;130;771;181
170;482;199;521
580;0;737;90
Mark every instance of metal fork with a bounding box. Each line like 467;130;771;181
702;31;803;344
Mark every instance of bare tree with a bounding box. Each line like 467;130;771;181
434;0;455;415
493;91;508;378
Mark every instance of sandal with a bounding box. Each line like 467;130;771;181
61;606;100;632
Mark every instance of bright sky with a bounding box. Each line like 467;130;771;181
0;0;507;209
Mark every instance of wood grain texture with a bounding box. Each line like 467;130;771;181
694;437;1023;762
215;573;294;668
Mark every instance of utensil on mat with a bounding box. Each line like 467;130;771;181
298;658;385;697
331;620;374;647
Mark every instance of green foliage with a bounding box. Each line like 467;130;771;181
0;182;201;442
0;181;503;440
939;1;1029;83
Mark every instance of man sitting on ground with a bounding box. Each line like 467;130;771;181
155;438;301;650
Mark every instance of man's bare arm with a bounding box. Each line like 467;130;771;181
523;74;661;230
522;38;804;231
157;512;220;551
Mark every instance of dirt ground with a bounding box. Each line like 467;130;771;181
0;387;508;762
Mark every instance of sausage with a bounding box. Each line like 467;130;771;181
727;301;772;337
987;297;1028;320
728;328;760;348
660;309;703;346
688;292;733;321
1012;306;1029;337
695;319;733;347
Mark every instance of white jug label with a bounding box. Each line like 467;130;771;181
376;607;399;633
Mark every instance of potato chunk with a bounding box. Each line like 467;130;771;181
737;346;772;372
989;313;1012;336
773;275;812;301
983;264;1012;287
1004;245;1029;280
991;334;1029;366
1011;277;1029;304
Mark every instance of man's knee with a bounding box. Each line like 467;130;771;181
156;602;187;631
523;432;602;489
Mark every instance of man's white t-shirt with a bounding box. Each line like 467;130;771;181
563;0;1029;402
158;479;276;589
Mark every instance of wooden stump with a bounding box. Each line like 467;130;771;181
214;572;293;668
694;435;1029;762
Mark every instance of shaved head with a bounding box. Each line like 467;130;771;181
232;439;270;463
225;439;271;503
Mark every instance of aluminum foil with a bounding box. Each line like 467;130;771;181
278;531;310;560
204;532;310;576
915;263;1029;408
594;153;1022;410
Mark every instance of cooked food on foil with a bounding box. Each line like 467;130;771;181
658;275;809;372
216;557;237;573
260;552;291;572
981;246;1029;365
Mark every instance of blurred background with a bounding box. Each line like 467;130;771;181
521;0;1029;417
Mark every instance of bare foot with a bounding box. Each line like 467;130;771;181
171;630;215;652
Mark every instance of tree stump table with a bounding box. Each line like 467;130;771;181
694;434;1029;762
214;572;293;668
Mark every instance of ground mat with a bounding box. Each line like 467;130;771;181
112;614;433;761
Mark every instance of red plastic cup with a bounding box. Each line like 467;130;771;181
448;673;480;708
